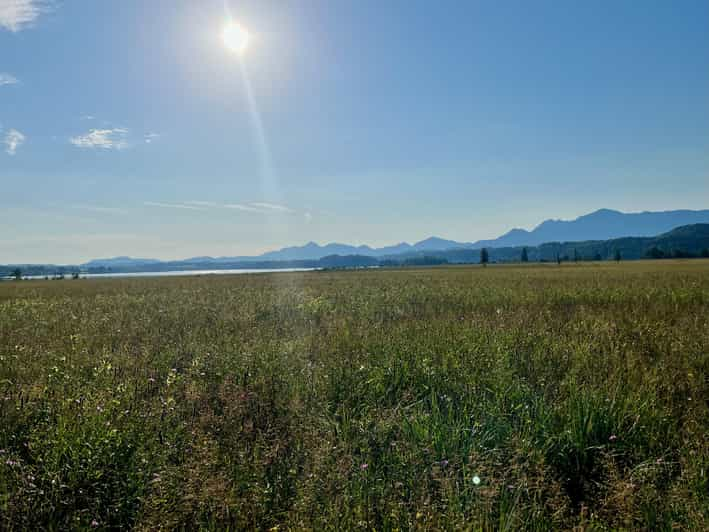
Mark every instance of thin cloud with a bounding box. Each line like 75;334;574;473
70;128;129;150
249;202;294;213
144;132;160;144
224;203;266;213
0;73;18;85
144;201;203;211
144;200;298;215
4;128;25;155
72;205;129;215
184;201;218;207
0;0;47;32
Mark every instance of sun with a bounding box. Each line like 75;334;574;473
223;21;250;55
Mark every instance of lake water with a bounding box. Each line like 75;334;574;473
15;268;318;280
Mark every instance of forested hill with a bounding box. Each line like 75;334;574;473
414;223;709;263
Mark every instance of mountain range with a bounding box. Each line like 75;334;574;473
8;208;709;269
108;207;706;265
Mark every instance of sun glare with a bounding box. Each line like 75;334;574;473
223;21;249;55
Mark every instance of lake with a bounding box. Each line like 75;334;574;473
14;268;318;280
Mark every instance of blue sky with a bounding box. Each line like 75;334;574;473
1;0;708;263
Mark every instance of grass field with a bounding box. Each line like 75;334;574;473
1;261;707;530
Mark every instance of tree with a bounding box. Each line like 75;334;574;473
521;247;528;263
594;252;602;261
614;249;621;263
646;247;664;259
702;248;709;258
573;248;579;263
480;248;489;267
12;268;22;280
556;253;561;265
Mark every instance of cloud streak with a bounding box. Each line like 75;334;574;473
144;200;299;215
0;73;18;85
71;205;129;215
143;201;203;211
0;0;46;32
4;129;25;155
224;203;268;213
70;128;129;150
249;202;295;213
183;201;217;207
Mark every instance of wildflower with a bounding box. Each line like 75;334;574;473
440;459;449;467
609;434;617;442
472;475;481;485
148;377;156;383
360;463;368;470
91;519;99;527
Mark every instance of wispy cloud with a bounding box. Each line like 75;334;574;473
71;205;129;215
249;202;295;213
0;0;47;32
224;203;267;213
144;132;160;144
183;201;217;207
70;128;129;150
4;128;25;155
0;72;18;85
143;201;203;211
144;200;299;215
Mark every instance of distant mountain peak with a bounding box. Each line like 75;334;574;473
83;256;162;268
590;208;621;215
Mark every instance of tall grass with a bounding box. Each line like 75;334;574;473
1;261;707;529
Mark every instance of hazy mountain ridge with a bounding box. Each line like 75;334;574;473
408;223;709;264
83;256;163;268
473;208;709;248
5;208;709;269
3;223;709;277
247;208;709;261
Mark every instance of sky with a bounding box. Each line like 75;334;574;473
1;0;708;264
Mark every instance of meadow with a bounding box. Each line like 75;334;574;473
0;261;707;530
